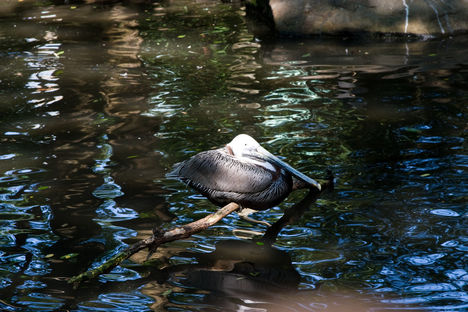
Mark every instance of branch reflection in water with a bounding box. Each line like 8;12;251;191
134;183;397;311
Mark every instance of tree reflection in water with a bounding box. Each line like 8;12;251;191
0;1;466;311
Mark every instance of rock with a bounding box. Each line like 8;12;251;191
250;0;468;37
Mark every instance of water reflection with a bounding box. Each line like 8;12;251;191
0;1;154;310
136;240;389;312
162;240;301;311
0;0;467;311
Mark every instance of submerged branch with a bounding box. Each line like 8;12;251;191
263;176;334;243
68;202;240;287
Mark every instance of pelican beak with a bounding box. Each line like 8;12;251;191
254;146;321;191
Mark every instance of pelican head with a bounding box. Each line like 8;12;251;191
226;134;321;191
226;134;261;157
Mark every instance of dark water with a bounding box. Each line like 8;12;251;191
0;1;467;311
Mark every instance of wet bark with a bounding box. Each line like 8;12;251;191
68;203;240;287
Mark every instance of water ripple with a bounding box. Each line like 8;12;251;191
99;266;141;283
0;153;16;160
12;292;64;311
430;209;460;217
0;2;467;312
78;291;153;312
417;136;464;145
408;283;457;293
95;200;138;222
17;280;47;290
92;180;124;199
405;253;446;266
24;258;51;276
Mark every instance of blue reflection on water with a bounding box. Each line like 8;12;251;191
93;180;124;200
99;266;141;283
17;280;47;290
404;253;446;266
12;292;65;311
77;291;154;312
0;1;467;311
95;200;139;222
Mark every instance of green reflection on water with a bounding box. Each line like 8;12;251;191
0;0;467;311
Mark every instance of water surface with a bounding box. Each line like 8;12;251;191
0;1;467;311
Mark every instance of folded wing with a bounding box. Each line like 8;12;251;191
168;149;273;194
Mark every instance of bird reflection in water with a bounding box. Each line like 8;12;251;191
145;190;328;311
141;186;387;312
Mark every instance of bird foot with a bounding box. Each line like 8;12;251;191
237;208;271;227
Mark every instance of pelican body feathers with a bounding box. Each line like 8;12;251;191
168;134;320;211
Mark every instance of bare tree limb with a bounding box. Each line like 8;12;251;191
68;202;240;287
262;176;334;244
68;172;334;288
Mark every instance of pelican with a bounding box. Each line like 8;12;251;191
167;134;321;211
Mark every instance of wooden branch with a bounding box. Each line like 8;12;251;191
68;202;240;287
68;171;334;287
262;177;333;243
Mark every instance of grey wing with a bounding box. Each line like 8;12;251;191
167;150;272;194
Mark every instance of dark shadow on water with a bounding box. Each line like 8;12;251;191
166;239;303;311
